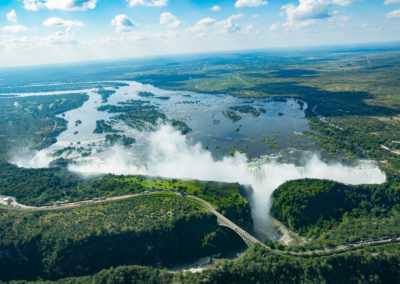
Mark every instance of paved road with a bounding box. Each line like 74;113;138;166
1;191;399;255
188;195;264;247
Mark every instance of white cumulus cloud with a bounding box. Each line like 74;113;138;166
0;27;78;52
385;0;400;4
277;0;354;30
127;0;167;7
160;12;181;28
22;0;41;10
3;25;28;33
331;0;353;4
187;17;216;33
218;13;244;33
111;14;135;32
6;10;17;24
47;28;78;45
43;17;84;27
187;14;243;35
3;10;26;34
235;0;267;8
0;34;30;50
283;1;330;22
23;0;97;11
387;9;400;18
211;5;221;11
283;0;354;22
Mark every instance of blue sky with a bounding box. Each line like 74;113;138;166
0;0;399;67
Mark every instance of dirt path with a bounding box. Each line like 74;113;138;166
381;145;400;155
52;119;57;132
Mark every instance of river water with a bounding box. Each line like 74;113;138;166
6;81;386;240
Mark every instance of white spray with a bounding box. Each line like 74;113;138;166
66;125;386;238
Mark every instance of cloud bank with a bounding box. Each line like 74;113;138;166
43;17;84;27
127;0;167;7
3;25;28;33
387;9;400;18
385;0;400;4
23;0;97;11
187;14;244;35
235;0;268;8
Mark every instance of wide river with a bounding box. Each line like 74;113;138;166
7;81;386;240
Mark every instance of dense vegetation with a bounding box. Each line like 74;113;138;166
93;119;118;133
229;105;265;117
305;116;400;174
1;48;400;282
10;243;400;283
0;94;88;158
98;100;166;130
0;163;251;227
223;110;241;122
271;179;400;244
123;50;400;118
0;90;252;282
170;119;191;134
105;134;136;146
299;215;400;250
96;89;116;103
0;82;127;95
137;91;155;97
0;193;245;281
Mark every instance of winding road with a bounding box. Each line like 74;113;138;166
1;191;399;255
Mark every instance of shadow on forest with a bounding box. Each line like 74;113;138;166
251;82;398;117
270;69;318;78
132;74;211;87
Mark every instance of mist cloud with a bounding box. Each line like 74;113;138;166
65;124;386;238
13;122;385;239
